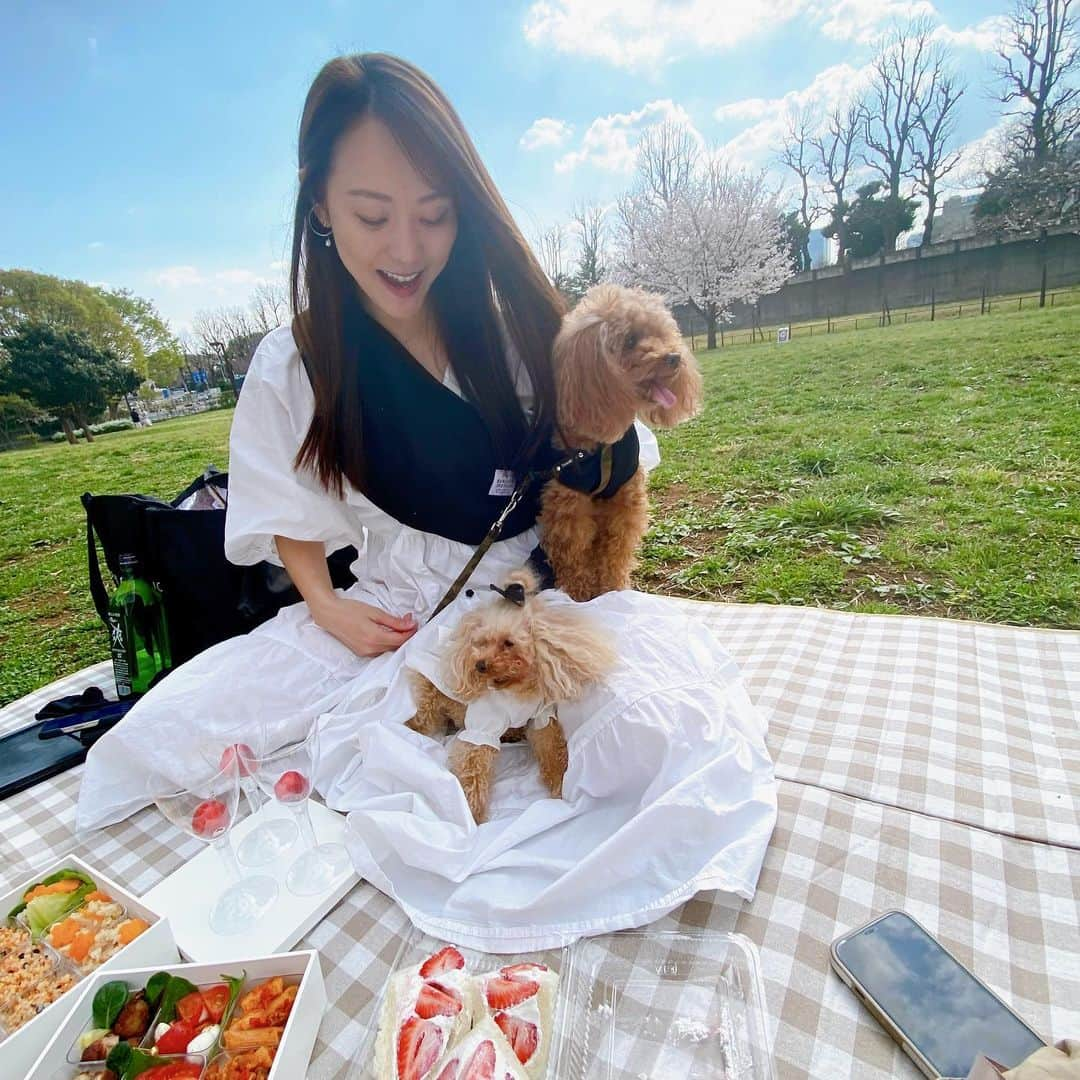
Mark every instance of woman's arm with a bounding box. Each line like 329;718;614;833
275;535;417;657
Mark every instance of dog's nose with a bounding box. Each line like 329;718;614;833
475;660;487;673
665;352;681;368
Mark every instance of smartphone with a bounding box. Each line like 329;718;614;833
831;910;1045;1079
0;720;89;801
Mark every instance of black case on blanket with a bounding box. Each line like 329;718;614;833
82;467;357;674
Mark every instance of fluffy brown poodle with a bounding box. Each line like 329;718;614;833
541;283;703;600
409;569;615;823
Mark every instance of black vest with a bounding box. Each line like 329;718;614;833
348;305;639;546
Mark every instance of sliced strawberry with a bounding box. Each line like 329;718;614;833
484;976;539;1011
500;962;548;979
494;1011;538;1065
420;945;465;979
461;1039;495;1080
397;1015;443;1080
416;980;463;1019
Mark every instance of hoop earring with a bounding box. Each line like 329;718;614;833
308;208;333;248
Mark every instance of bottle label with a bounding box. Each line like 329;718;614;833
108;611;133;697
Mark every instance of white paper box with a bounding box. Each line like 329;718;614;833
142;801;359;962
0;854;178;1079
27;949;327;1080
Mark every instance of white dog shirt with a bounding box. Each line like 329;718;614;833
457;693;555;749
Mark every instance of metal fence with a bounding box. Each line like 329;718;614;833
688;287;1080;351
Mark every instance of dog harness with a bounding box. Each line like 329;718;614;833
551;424;640;498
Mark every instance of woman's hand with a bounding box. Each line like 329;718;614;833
310;593;417;657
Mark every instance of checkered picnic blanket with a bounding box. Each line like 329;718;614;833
2;601;1078;1079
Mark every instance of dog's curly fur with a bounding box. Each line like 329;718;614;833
541;284;703;600
409;568;614;822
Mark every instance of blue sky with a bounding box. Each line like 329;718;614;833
3;1;1011;332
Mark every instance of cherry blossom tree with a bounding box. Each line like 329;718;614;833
613;124;791;349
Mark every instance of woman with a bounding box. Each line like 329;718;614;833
78;54;775;951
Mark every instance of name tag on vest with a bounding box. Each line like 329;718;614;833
488;469;516;497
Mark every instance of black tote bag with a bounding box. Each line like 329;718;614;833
83;467;356;670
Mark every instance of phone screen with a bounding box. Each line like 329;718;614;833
834;911;1044;1077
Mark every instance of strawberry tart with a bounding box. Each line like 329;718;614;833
374;946;474;1080
475;963;559;1080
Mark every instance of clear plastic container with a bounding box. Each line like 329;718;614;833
556;930;774;1080
349;927;773;1080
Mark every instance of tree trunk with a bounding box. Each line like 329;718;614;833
60;415;78;445
108;401;120;421
922;183;938;247
75;408;95;443
800;237;812;271
706;306;717;350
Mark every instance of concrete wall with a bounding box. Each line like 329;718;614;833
680;226;1080;332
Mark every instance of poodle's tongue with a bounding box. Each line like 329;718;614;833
649;382;678;408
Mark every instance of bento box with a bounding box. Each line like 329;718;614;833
26;949;326;1080
0;854;178;1078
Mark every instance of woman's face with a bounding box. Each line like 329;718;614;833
318;115;457;331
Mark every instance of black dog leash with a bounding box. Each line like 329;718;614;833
428;450;587;620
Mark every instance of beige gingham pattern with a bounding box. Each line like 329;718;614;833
2;603;1078;1079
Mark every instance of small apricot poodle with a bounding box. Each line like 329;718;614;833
540;283;703;600
408;569;614;823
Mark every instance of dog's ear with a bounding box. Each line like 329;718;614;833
528;603;616;701
443;609;485;699
553;312;635;444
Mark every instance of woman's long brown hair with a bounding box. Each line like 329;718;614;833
289;53;565;496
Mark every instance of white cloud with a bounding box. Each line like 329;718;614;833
87;241;105;250
143;265;277;334
523;0;970;66
714;61;873;169
154;265;205;288
524;0;811;70
520;117;574;151
214;268;262;285
809;0;937;43
932;15;1008;52
555;99;698;173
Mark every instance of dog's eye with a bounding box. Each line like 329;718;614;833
624;332;639;351
502;639;514;649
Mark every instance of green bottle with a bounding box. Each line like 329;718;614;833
108;553;172;698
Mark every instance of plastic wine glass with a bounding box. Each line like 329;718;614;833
251;723;351;897
153;755;279;935
206;740;298;868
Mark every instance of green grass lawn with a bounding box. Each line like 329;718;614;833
1;304;1078;707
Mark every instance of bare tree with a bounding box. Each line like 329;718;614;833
636;120;700;207
192;306;260;388
249;281;290;334
535;225;571;294
777;105;822;271
913;68;966;245
568;203;607;298
862;17;953;251
811;104;862;267
995;0;1080;160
